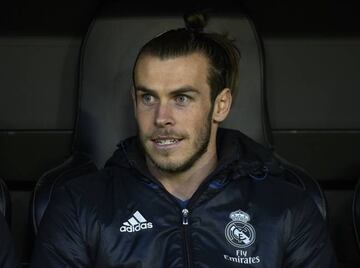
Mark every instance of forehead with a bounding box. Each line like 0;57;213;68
134;53;211;93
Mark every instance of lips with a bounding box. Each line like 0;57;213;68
151;137;183;147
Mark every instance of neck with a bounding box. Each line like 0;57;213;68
148;151;217;201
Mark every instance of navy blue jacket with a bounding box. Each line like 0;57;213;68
31;129;337;267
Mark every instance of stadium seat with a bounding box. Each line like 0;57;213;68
353;178;360;252
31;153;97;234
0;178;11;225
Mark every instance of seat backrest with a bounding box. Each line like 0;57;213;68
0;178;11;225
353;179;360;252
277;156;327;219
31;153;97;234
74;6;270;168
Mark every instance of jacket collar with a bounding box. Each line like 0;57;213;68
105;128;282;182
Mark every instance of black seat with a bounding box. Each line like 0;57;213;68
31;153;97;234
353;179;360;252
0;178;11;225
275;155;327;219
31;3;327;234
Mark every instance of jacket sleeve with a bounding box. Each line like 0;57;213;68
0;213;18;268
30;185;92;268
283;194;337;268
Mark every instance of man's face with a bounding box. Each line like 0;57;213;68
133;53;216;173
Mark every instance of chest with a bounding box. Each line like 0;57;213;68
88;184;287;268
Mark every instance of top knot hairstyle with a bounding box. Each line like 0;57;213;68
184;12;208;33
133;13;241;102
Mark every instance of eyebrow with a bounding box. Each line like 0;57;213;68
135;86;201;96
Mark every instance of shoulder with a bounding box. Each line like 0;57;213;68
41;166;135;230
244;176;327;239
42;165;135;216
62;166;134;202
252;175;318;212
231;171;321;224
221;128;318;213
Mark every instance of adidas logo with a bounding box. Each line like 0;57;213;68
120;211;153;233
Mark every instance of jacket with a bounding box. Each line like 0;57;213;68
31;128;337;267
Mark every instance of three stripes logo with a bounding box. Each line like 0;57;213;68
120;211;153;233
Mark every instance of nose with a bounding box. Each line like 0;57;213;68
154;102;174;127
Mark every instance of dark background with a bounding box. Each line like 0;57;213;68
1;0;360;36
0;0;360;266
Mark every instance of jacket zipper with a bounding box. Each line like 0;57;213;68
132;166;227;268
134;169;194;267
182;208;191;268
178;174;231;268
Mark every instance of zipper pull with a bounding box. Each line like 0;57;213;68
182;208;189;225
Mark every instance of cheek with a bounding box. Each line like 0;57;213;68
176;102;209;119
136;111;153;130
177;111;210;133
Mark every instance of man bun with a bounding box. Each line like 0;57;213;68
183;12;208;33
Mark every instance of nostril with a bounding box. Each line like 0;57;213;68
154;105;174;126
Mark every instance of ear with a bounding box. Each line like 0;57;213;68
131;86;138;118
212;88;232;123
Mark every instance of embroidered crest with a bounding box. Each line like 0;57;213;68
225;210;256;248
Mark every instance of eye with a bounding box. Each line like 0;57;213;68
175;95;190;105
141;94;156;105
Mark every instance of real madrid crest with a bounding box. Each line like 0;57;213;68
225;210;256;248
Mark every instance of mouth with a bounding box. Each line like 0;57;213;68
151;137;183;147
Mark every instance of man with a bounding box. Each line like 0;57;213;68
31;14;337;267
0;213;17;268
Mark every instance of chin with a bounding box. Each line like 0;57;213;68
148;155;187;173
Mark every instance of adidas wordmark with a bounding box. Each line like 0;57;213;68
120;211;153;233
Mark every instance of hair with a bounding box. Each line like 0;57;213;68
132;12;241;101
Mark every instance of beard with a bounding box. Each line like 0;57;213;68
139;108;213;174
